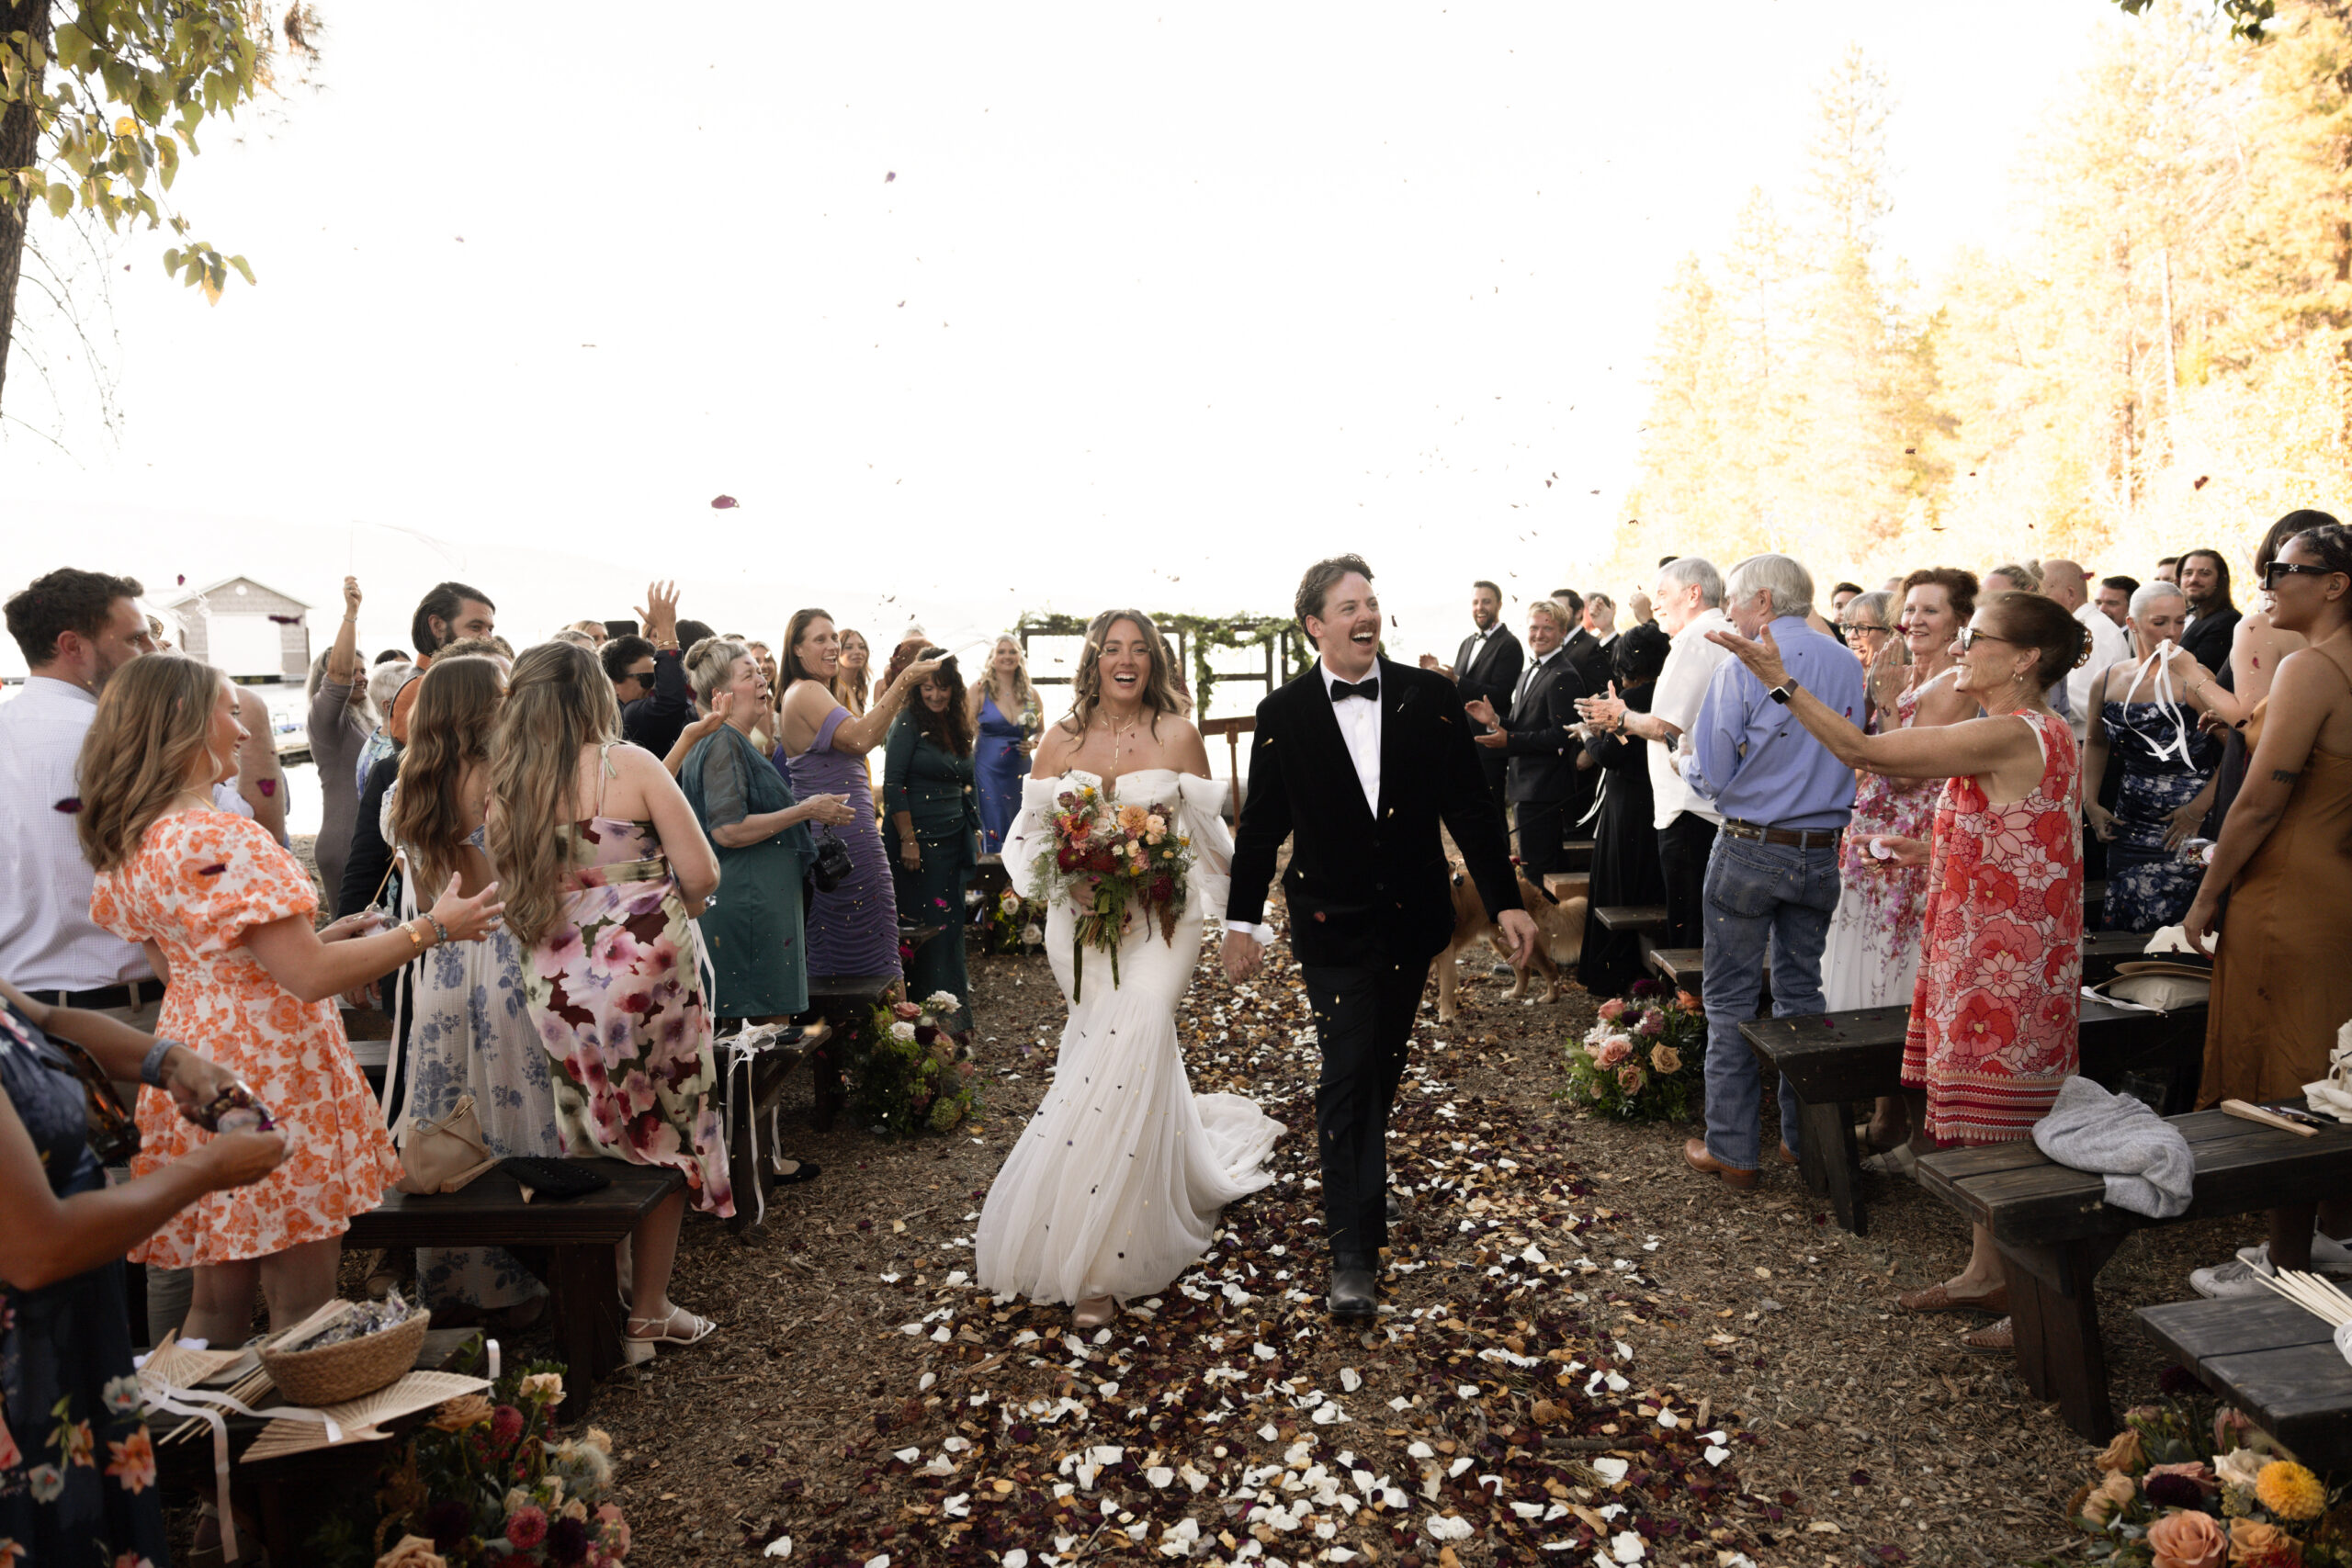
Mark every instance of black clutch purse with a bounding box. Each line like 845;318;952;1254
809;828;854;894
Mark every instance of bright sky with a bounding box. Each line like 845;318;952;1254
6;0;2113;691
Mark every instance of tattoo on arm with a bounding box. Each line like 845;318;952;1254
2271;768;2301;784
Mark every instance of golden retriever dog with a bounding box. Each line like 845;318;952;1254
1433;863;1587;1022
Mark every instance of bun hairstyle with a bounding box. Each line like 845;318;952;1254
2293;520;2352;579
1982;590;2091;689
684;636;751;708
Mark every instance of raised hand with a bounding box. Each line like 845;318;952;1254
1573;681;1625;730
342;575;363;618
636;581;681;646
1706;625;1790;690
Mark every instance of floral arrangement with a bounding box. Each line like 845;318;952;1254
850;992;979;1137
2051;1380;2352;1567
1027;781;1193;999
302;1360;632;1566
1561;980;1706;1122
977;886;1046;955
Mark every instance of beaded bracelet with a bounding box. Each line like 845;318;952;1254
425;914;452;945
140;1037;180;1088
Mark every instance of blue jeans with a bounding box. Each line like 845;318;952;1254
1700;833;1842;1171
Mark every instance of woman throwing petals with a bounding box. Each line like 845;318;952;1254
1708;591;2091;1358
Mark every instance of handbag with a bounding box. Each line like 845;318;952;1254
394;1092;501;1194
48;1035;141;1167
2093;961;2213;1014
809;828;854;894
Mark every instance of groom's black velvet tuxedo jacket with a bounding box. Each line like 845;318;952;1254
1227;655;1522;969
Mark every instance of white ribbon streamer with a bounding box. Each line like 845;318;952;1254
144;1382;345;1561
2113;640;2199;770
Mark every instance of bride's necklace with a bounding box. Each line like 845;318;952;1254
1097;708;1142;773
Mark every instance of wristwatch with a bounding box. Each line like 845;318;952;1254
1769;678;1802;705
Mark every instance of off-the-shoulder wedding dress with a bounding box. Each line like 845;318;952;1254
974;769;1283;1311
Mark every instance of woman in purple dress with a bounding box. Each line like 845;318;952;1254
777;609;941;982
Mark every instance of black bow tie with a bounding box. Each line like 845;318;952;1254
1329;677;1379;704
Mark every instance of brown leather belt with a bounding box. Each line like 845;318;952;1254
1720;819;1841;851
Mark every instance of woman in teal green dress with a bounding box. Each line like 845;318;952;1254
885;650;983;1030
681;639;860;1020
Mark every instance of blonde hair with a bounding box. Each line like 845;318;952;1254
486;640;621;947
684;636;751;708
1059;609;1184;740
76;654;224;874
390;655;504;894
969;635;1037;726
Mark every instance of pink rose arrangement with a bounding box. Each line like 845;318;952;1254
1563;988;1705;1122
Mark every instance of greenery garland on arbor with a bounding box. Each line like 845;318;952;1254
1014;611;1302;720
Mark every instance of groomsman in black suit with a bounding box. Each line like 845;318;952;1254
1227;555;1533;1320
1466;600;1588;881
1419;580;1521;824
1552;586;1614;695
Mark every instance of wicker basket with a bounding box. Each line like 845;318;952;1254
257;1307;431;1407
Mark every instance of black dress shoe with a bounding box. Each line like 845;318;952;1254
1329;1266;1378;1320
1385;1189;1410;1223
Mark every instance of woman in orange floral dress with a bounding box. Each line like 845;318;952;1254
79;656;504;1345
1708;591;2091;1358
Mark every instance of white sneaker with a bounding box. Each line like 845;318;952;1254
2192;1252;2280;1300
2234;1232;2352;1275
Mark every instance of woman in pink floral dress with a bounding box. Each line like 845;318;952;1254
1708;591;2089;1358
486;641;729;1363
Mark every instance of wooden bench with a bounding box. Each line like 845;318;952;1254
804;973;899;1132
1743;996;2209;1236
1917;1108;2352;1441
2139;1295;2352;1472
1541;873;1589;905
344;1166;684;1413
1594;904;1667;938
1559;838;1595;874
1645;946;1702;991
719;1023;825;1235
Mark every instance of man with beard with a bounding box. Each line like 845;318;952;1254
1420;580;1521;823
2176;548;2241;686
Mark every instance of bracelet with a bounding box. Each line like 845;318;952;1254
401;919;425;952
140;1037;179;1088
425;914;452;945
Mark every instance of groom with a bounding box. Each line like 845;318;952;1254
1223;554;1535;1319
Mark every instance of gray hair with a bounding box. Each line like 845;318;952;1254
366;659;413;717
1657;555;1724;608
1724;553;1815;620
2129;581;2187;618
1843;590;1896;629
684;636;752;708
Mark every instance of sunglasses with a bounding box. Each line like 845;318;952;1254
1954;627;2017;652
623;665;658;684
2262;560;2337;588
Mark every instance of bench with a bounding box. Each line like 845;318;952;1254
1594;905;1667;938
1559;839;1595;874
1917;1108;2352;1440
1542;873;1589;905
1644;946;1702;990
2139;1295;2352;1472
1742;996;2209;1236
719;1023;825;1235
344;1165;684;1413
803;973;899;1132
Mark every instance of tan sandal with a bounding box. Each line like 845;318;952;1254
1071;1294;1117;1329
1895;1281;2009;1315
1960;1315;2014;1355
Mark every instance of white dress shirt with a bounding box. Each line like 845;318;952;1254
1647;609;1732;831
2065;601;2133;744
1223;660;1382;944
1513;648;1559;711
0;676;156;991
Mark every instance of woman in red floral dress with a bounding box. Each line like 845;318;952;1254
1709;590;2092;1357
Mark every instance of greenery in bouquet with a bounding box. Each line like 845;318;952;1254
978;886;1046;955
302;1358;632;1567
2039;1378;2352;1567
1561;979;1706;1122
851;991;980;1137
1028;779;1193;1000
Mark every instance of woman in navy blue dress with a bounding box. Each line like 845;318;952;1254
969;636;1038;855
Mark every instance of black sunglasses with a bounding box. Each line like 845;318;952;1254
2262;560;2337;588
623;664;659;683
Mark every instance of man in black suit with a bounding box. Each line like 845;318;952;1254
1225;554;1533;1321
1419;580;1521;824
1552;587;1613;697
1465;600;1588;881
2176;547;2241;688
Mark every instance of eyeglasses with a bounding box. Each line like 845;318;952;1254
623;665;658;684
1954;627;2017;652
2262;560;2337;588
1841;622;1890;637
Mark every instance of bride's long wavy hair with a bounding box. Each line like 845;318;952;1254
1058;608;1185;740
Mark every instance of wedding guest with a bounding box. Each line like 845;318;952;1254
349;656;413;820
0;980;288;1567
2200;513;2337;837
485;640;728;1359
385;654;560;1324
2181;522;2352;1294
1464;600;1586;881
1828;581;1867;620
681;637;854;1030
970;636;1039;854
551;628;597;649
778;611;941;986
566;618;608;643
2155;556;2179;585
1420;581;1522;824
1577;557;1731;949
1678;554;1863;1191
306;575;378;903
2047;558;2132;743
1582;591;1619;649
2083;583;2232;932
1983;562;2041;595
888;652;983;1026
1711;589;2089;1353
1574;622;1670;996
605;581;691;758
2096;577;2136;627
388;580;496;743
82;655;501;1346
1626;591;1655;626
2177;547;2241;680
833;628;875;718
228;683;288;844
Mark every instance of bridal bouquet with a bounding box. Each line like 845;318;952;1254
1029;782;1193;999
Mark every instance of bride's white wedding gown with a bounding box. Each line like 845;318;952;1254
975;768;1284;1304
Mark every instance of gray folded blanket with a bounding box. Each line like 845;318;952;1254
2030;1076;2196;1218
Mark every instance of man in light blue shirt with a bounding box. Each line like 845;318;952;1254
1679;554;1866;1190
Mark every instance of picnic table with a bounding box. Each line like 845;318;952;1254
344;1166;683;1413
1743;995;2208;1235
2137;1295;2352;1472
1917;1107;2352;1440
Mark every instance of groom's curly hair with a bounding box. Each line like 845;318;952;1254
1295;555;1374;649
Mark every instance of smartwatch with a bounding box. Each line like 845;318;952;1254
1769;678;1802;705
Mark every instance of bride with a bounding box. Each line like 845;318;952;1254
975;609;1284;1327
